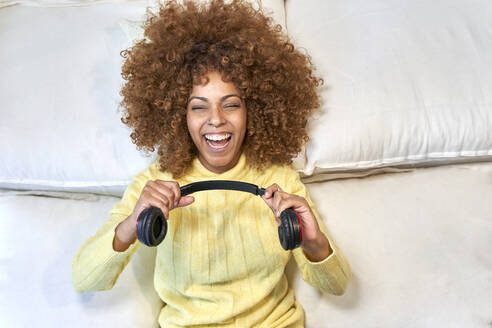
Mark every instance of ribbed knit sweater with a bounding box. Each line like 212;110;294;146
72;153;351;327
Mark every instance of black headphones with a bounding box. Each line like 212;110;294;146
136;180;302;250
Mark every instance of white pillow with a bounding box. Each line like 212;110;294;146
118;0;286;45
0;0;155;9
0;0;287;195
0;3;157;195
286;0;492;176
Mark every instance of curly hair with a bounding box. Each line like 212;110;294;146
120;0;322;178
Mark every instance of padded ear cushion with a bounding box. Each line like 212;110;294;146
278;208;302;250
278;215;288;250
136;207;167;247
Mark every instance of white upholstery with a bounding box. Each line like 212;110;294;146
0;193;162;327
0;2;156;195
1;0;492;327
294;162;492;327
286;0;492;176
1;162;491;327
0;0;285;195
2;0;492;194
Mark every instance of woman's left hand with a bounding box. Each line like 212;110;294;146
261;184;333;261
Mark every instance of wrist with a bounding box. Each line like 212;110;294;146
301;233;333;262
113;216;137;251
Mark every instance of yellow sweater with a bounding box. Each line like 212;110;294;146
72;153;351;327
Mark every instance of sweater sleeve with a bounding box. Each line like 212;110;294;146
71;165;153;293
286;168;352;296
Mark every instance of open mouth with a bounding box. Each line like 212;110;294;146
203;133;232;150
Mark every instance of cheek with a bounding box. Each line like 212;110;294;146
186;113;199;137
186;121;200;145
239;111;247;135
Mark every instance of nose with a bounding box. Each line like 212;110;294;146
207;104;226;127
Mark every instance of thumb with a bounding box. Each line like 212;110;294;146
261;194;275;211
176;195;194;207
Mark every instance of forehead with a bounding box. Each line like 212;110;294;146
190;72;240;97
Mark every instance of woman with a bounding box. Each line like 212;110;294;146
72;1;351;327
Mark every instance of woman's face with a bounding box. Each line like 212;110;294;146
186;71;247;174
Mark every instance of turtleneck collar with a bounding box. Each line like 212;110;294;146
188;152;250;181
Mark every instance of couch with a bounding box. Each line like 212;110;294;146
1;0;491;327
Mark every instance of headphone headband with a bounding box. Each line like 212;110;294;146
180;180;266;197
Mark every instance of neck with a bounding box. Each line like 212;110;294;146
198;151;243;174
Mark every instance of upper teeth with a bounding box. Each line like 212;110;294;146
205;133;231;141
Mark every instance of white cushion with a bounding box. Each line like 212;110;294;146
0;0;155;9
294;162;492;327
0;193;162;327
2;161;492;327
286;0;492;176
0;2;158;195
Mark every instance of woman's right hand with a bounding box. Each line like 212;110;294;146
113;180;195;251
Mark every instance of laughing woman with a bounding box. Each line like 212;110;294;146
72;1;351;327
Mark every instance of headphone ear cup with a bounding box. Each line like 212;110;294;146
278;213;290;250
136;207;167;247
136;210;147;246
278;208;302;250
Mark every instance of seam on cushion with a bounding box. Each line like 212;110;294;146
310;150;492;170
0;178;132;187
0;0;148;9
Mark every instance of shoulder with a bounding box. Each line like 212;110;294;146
259;163;303;191
112;160;174;215
146;159;174;181
128;159;174;190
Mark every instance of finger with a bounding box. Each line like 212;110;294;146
176;195;194;207
262;184;286;213
162;181;181;207
137;193;170;220
263;183;283;199
145;182;172;209
155;181;178;208
272;190;288;216
275;195;306;218
149;181;179;210
148;195;170;219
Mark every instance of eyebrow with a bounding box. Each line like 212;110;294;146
187;94;241;104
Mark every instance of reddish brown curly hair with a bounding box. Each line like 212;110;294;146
120;0;322;178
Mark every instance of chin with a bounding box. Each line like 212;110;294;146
205;154;234;166
199;149;240;173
